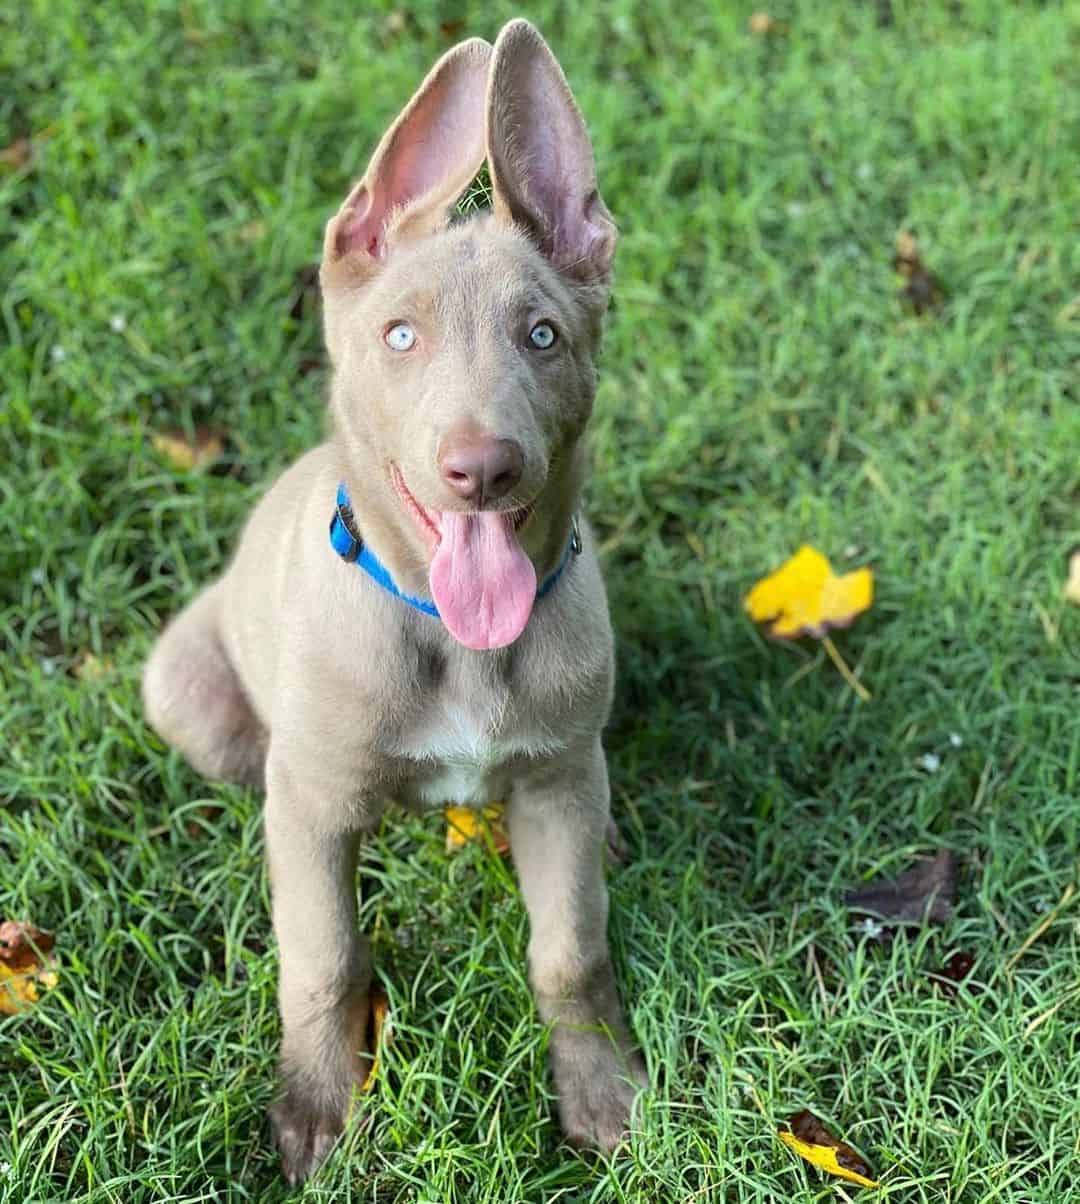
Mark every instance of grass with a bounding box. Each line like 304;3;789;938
2;0;1079;1200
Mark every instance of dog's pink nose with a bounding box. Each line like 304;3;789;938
438;435;524;504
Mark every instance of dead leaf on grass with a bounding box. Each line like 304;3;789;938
749;12;788;34
0;137;33;171
186;803;225;839
894;229;945;315
846;849;955;925
745;545;874;640
237;219;267;243
361;981;391;1092
745;545;874;700
927;949;978;997
72;651;114;681
1064;547;1080;605
0;921;59;1015
778;1110;879;1188
445;803;510;855
152;426;226;471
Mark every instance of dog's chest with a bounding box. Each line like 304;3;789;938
393;677;562;808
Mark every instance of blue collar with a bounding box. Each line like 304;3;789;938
329;482;580;621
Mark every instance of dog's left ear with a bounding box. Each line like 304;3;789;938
486;20;616;282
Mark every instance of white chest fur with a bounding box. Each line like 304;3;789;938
395;696;565;807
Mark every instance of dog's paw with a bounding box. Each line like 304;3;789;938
270;1089;347;1186
550;1030;647;1153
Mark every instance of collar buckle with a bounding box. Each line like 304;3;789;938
331;500;363;563
570;516;583;556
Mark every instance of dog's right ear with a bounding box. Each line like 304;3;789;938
323;38;491;274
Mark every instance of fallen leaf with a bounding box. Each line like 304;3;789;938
0;137;33;171
846;849;955;925
383;11;408;37
779;1110;879;1188
927;949;978;997
1064;547;1080;605
361;982;391;1092
744;545;874;639
894;229;945;315
439;19;466;39
749;11;787;34
0;921;59;1015
237;219;267;243
445;803;510;855
152;426;226;471
186;803;225;839
72;651;114;681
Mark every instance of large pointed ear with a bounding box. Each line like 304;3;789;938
485;20;616;281
324;37;491;270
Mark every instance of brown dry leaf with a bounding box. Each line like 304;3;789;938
152;426;226;471
439;19;466;39
927;950;978;997
0;921;59;1015
846;849;955;925
779;1110;879;1188
0;137;33;171
186;803;225;839
1064;547;1080;605
894;229;945;315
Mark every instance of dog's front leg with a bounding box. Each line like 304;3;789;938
507;740;646;1152
263;753;373;1185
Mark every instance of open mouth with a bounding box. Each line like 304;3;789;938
389;463;538;651
390;464;532;543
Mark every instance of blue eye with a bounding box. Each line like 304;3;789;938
529;322;557;349
385;322;416;351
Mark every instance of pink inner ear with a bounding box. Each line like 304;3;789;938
331;52;488;262
335;185;394;260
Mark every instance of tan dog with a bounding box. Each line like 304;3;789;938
142;19;645;1184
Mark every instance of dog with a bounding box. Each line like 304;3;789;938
142;19;646;1184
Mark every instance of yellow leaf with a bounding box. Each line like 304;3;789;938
1065;548;1080;605
744;545;873;639
778;1111;880;1188
360;985;390;1093
445;803;509;855
73;651;114;681
0;921;58;1016
152;426;225;471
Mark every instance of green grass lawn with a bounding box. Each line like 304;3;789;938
3;1;1079;1200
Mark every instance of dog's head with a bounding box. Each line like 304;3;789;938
320;21;615;650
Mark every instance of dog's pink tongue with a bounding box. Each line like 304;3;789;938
430;512;537;650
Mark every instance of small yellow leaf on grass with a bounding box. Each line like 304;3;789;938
0;921;59;1015
1065;548;1080;605
745;545;873;639
445;803;510;855
360;983;390;1093
152;426;225;471
779;1110;880;1188
72;651;114;681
